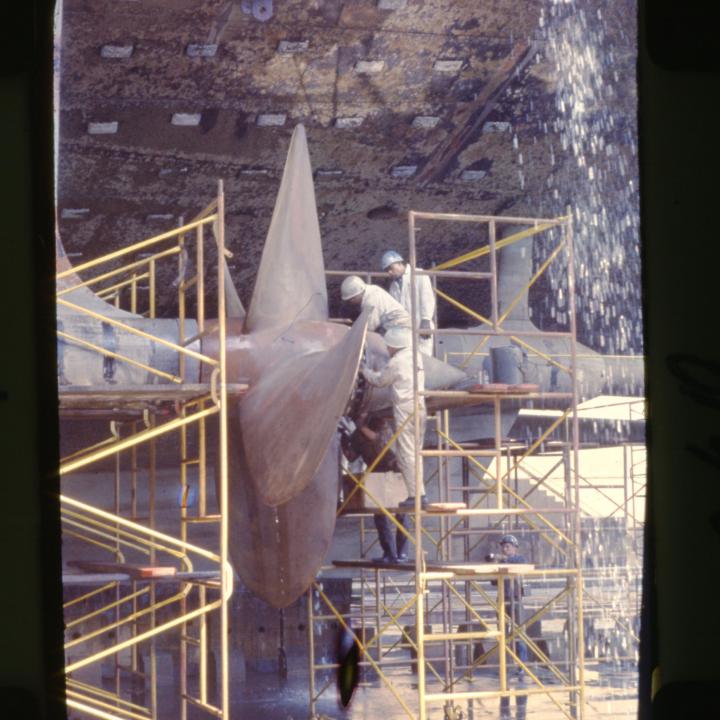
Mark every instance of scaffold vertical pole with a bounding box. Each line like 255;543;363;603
113;424;122;708
196;221;205;334
177;216;186;384
307;587;317;719
489;219;499;328
623;444;630;531
149;424;158;719
494;396;503;510
498;570;507;698
216;178;231;719
179;404;189;720
565;210;585;719
149;257;156;319
375;567;382;667
408;209;428;720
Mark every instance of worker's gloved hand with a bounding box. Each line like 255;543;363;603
337;416;354;436
419;319;432;337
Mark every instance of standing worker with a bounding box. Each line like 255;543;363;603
340;275;410;335
381;250;436;356
339;413;410;563
493;534;529;720
361;327;427;510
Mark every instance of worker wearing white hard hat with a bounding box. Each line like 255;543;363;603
382;251;436;355
381;251;436;356
340;275;411;335
362;326;427;509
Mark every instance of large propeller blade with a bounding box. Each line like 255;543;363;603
239;310;370;507
245;124;328;332
226;425;341;608
223;258;246;320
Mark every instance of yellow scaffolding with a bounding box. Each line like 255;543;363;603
58;182;235;720
309;210;590;719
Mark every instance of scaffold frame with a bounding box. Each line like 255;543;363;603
309;209;591;720
57;182;234;720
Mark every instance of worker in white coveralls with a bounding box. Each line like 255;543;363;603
340;275;411;335
361;327;427;510
381;250;436;356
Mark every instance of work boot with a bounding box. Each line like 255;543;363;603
516;695;527;720
499;696;511;720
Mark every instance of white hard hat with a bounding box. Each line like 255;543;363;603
341;275;366;300
381;250;404;271
384;327;411;349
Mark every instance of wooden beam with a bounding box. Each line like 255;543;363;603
415;40;538;186
58;382;249;408
66;560;177;579
332;559;535;575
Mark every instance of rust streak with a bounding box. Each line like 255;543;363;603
416;40;537;186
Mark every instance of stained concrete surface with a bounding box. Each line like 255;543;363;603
137;662;638;719
61;466;640;720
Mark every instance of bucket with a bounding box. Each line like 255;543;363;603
490;345;523;384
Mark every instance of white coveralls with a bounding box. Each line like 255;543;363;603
362;347;426;498
361;284;411;334
389;265;436;356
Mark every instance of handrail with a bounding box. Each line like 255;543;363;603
57;214;217;280
57;247;181;296
56;298;218;367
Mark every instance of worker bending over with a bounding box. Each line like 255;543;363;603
381;250;436;356
340;275;410;335
361;327;427;510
